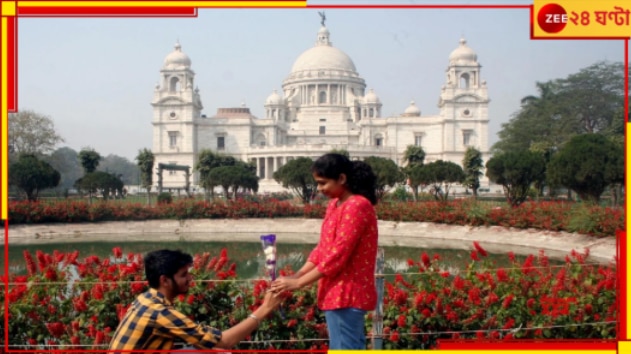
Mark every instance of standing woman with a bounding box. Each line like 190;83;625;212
271;153;378;349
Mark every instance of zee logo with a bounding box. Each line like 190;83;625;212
537;3;568;33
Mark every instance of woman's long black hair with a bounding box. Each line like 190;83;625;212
311;153;378;205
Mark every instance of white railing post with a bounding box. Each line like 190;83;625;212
372;247;385;350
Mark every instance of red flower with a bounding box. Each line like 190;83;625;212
43;267;58;281
187;294;195;305
94;330;105;346
473;241;488;257
112;247;123;259
502;294;514;309
421;252;431;267
389;330;400;342
131;281;146;294
287;319;298;328
496;268;509;282
23;250;37;276
502;317;516;330
470;250;480;261
468;287;481;305
45;322;65;338
453;276;465;290
397;314;406;327
526;298;536;308
73;298;88;312
585;303;593;314
486;292;499;306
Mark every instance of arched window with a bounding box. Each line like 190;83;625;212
319;91;327;104
369;108;374;117
460;73;470;89
374;134;383;147
169;77;181;92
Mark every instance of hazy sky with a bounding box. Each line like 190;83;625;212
17;2;627;160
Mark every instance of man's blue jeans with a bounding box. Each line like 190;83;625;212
324;308;367;350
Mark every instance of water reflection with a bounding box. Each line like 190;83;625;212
3;234;557;278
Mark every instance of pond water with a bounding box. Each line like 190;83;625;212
3;233;563;279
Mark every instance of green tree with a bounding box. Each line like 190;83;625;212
422;160;465;201
99;154;140;185
196;150;238;200
9;154;61;201
74;171;124;201
462;147;484;198
43;147;83;195
135;148;155;205
403;145;426;167
226;162;259;199
364;156;404;201
547;134;623;203
8;110;64;156
406;163;433;200
78;147;102;174
402;145;426;201
493;61;626;154
486;150;546;207
208;163;257;200
273;157;315;204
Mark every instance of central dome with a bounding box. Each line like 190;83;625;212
291;45;357;73
289;25;358;75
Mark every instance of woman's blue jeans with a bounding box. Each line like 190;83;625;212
324;308;367;350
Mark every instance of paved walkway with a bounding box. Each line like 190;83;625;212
8;218;616;263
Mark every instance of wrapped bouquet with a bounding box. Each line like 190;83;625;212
260;234;277;281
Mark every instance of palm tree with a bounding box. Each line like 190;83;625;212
135;148;155;205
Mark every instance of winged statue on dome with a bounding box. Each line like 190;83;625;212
318;11;326;26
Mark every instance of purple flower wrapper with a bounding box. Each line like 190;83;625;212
260;234;277;281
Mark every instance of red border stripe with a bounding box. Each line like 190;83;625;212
6;17;16;113
18;6;198;17
306;4;530;8
619;230;626;339
438;340;618;350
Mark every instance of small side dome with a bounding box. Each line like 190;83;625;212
364;89;380;104
265;90;285;105
404;101;421;116
164;41;191;69
449;38;477;64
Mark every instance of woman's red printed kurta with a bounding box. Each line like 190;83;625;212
308;194;378;311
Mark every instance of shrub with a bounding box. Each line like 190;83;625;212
7;199;623;237
0;245;616;350
157;192;173;204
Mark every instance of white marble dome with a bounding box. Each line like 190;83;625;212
290;26;358;74
265;90;285;105
291;45;357;73
404;101;421;116
164;42;191;69
449;38;477;64
364;89;380;104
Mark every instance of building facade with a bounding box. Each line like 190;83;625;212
151;21;491;193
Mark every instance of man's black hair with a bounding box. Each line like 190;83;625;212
144;249;193;289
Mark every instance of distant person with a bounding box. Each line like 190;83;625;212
108;249;282;352
271;153;378;349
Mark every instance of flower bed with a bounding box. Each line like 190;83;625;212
0;245;617;350
8;198;624;237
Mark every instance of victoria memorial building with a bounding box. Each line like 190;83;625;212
151;18;491;193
